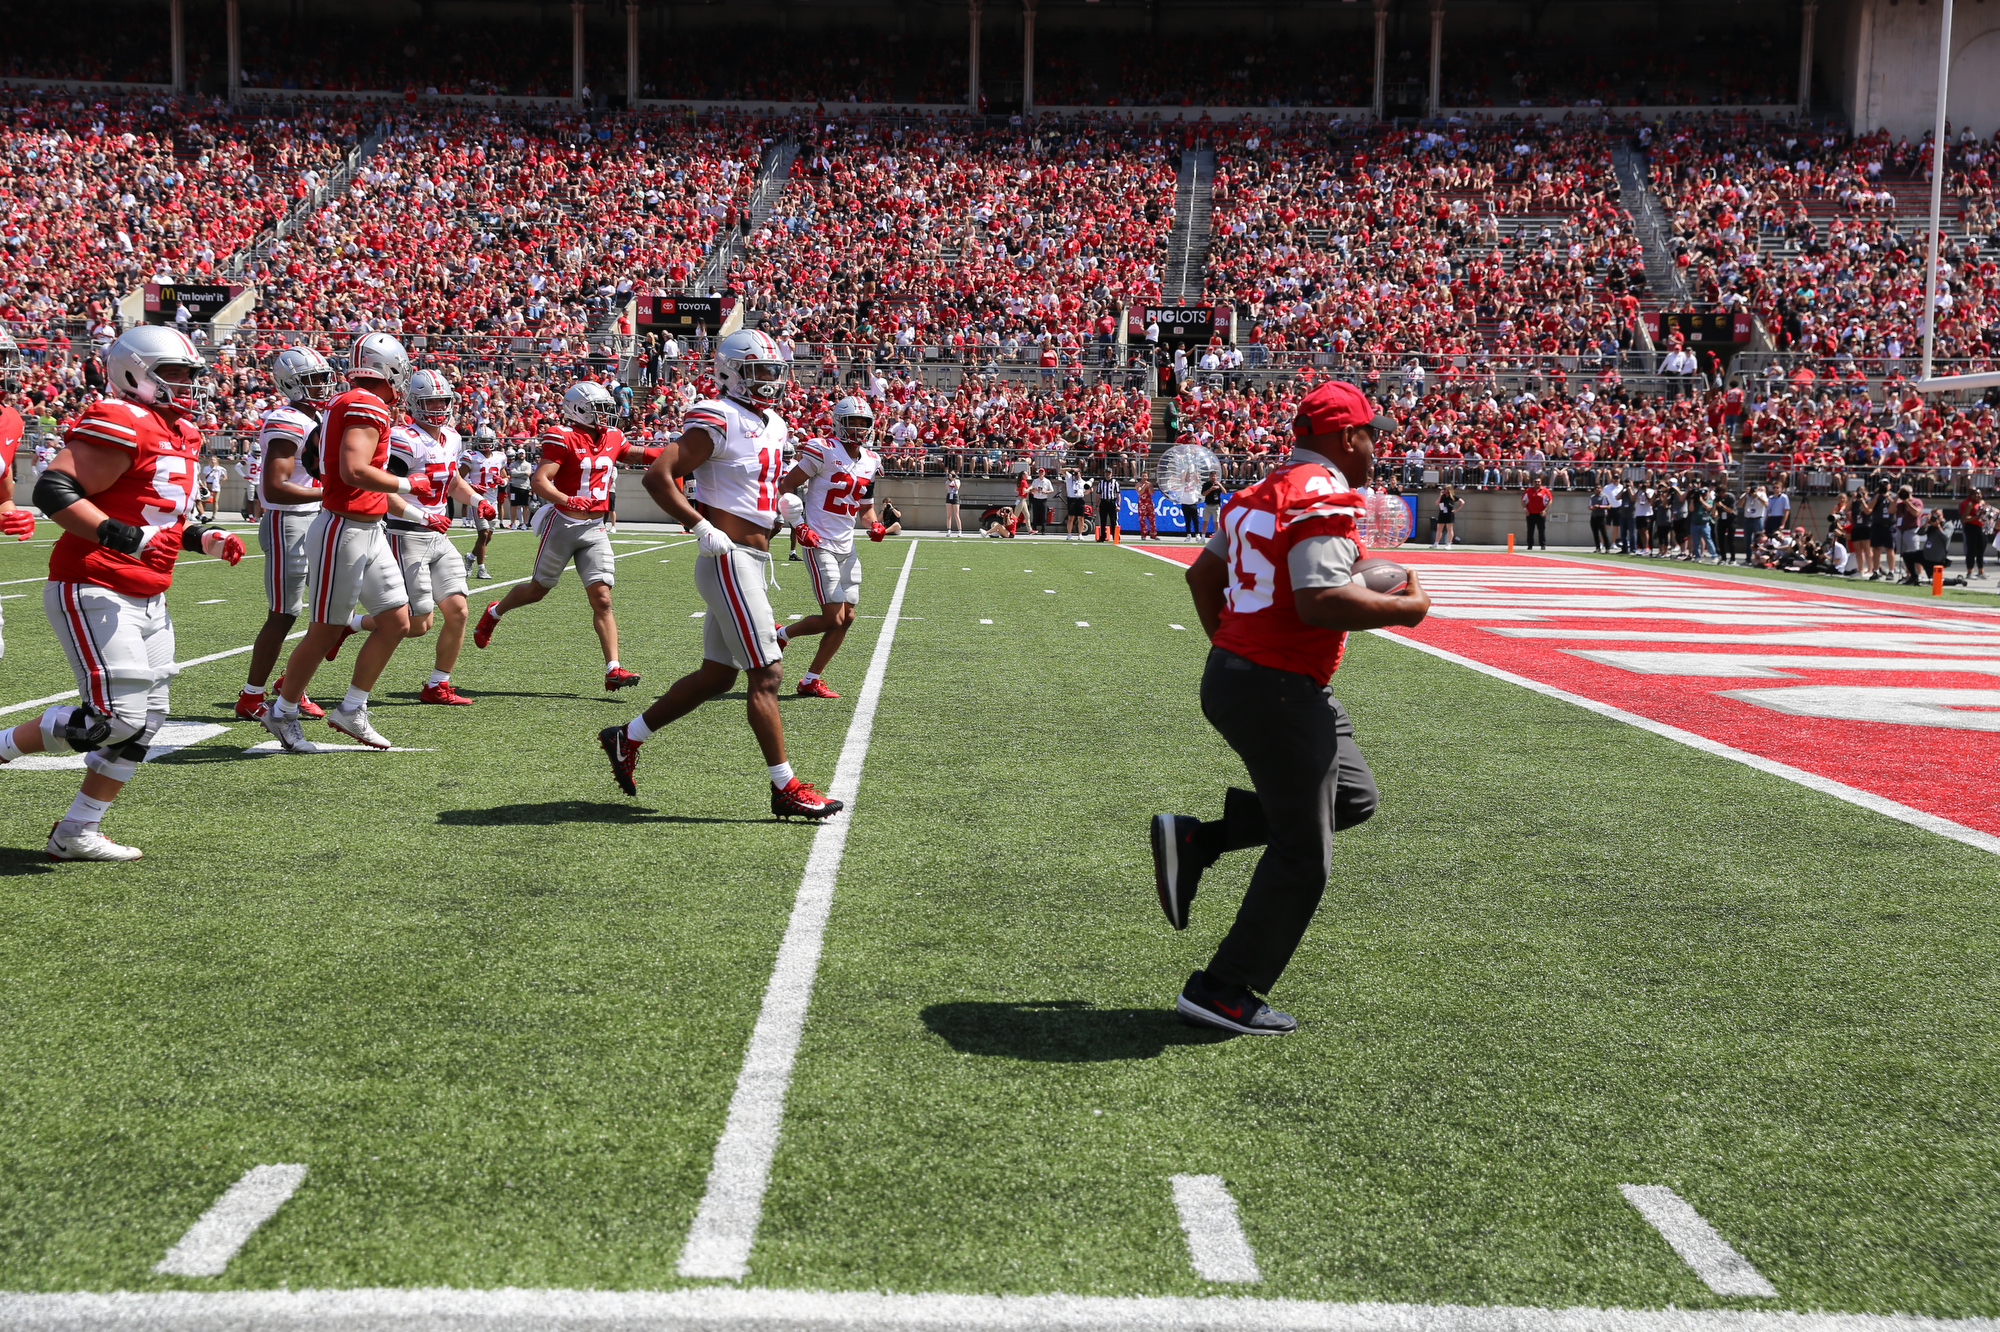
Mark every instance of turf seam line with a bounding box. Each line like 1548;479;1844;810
1618;1185;1778;1299
1169;1174;1262;1284
3;1286;1985;1330
0;541;683;720
152;1164;307;1278
676;538;922;1281
1372;630;2000;858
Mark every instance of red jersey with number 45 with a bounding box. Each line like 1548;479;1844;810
540;423;627;515
49;398;204;597
1209;459;1368;685
315;386;397;518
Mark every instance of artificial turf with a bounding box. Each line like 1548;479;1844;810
0;530;1995;1315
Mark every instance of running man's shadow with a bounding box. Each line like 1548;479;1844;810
437;800;769;827
922;999;1231;1061
0;846;56;877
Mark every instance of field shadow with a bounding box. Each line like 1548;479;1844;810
437;800;769;827
0;846;56;877
921;999;1231;1062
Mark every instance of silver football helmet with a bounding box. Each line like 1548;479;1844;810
106;325;208;410
831;394;875;445
407;368;457;428
473;425;498;447
269;345;337;408
561;380;618;430
348;332;411;399
715;328;788;407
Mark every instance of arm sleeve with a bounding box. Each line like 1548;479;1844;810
1203;530;1228;559
1287;534;1359;589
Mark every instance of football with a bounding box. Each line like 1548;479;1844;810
1352;557;1410;595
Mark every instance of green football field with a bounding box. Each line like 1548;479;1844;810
0;528;1996;1326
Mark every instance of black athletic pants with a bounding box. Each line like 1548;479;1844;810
1096;498;1117;540
1193;648;1379;994
1526;513;1547;548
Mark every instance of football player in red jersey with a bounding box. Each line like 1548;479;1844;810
261;334;435;753
471;381;660;691
1150;381;1428;1035
0;328;37;658
0;327;247;861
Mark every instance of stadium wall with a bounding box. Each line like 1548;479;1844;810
1841;0;2000;136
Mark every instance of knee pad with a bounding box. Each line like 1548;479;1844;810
39;703;113;754
85;709;159;781
84;749;138;783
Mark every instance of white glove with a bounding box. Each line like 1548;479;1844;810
777;492;804;527
692;519;736;558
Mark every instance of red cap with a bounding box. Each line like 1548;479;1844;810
1294;379;1396;439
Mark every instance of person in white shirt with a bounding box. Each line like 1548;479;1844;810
1062;467;1087;540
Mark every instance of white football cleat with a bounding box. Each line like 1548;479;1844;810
47;822;143;862
327;704;391;749
261;707;320;754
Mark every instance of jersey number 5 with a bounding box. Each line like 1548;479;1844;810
141;455;193;528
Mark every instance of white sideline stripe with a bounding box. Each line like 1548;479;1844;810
1619;1185;1778;1298
677;538;922;1281
2;1287;1990;1332
0;541;677;720
1170;1174;1262;1283
152;1164;307;1278
1373;630;2000;858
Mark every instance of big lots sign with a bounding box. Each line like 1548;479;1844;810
1128;303;1223;343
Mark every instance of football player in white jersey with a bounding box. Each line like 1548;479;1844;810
774;395;886;700
599;329;841;820
463;425;503;579
236;347;334;721
377;370;491;704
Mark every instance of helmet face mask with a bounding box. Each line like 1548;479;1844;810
270;346;337;408
831;394;875;446
561;381;618;431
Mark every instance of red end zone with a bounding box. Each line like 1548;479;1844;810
1130;545;2000;847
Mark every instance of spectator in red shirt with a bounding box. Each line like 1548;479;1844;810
1522;480;1553;549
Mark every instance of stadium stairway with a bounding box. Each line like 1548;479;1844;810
1163;149;1216;305
1612;142;1686;301
697;138;801;303
221;122;387;285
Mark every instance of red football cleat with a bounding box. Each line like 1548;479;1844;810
324;624;356;662
473;601;502;649
604;666;642;691
419;680;473;705
796;676;841;699
273;676;324;718
234;691;270;720
772;776;843;821
775;621;790;650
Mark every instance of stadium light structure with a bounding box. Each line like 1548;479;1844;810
1914;0;2000;394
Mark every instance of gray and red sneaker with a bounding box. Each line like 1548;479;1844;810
1175;970;1296;1035
772;777;842;821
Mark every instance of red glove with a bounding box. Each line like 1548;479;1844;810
0;508;32;540
424;511;452;535
477;500;497;520
406;474;438;504
202;530;247;565
868;522;887;543
794;522;823;549
639;445;665;465
567;494;597;512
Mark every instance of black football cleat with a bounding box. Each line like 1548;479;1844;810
772;777;843;821
1150;813;1209;930
598;724;641;796
1175;971;1297;1035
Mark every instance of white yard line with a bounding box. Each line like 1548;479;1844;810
0;542;679;721
1169;1175;1262;1283
1373;630;2000;858
2;1286;1985;1331
677;539;921;1282
152;1165;308;1278
1619;1185;1778;1298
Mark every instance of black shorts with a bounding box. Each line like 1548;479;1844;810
509;489;532;507
606;492;616;513
1066;498;1087;518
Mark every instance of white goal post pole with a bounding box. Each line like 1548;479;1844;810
1916;0;1953;387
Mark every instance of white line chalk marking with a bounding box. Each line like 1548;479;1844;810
196;599;226;604
15;1285;1961;1331
676;539;922;1281
1076;621;1090;627
1619;1185;1777;1298
1374;631;2000;858
1170;1175;1262;1283
153;1164;307;1277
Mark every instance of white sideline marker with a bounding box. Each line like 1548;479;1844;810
1619;1185;1777;1298
677;539;921;1281
154;1164;307;1278
1169;1174;1262;1284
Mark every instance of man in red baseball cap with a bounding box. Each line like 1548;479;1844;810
1147;379;1428;1035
